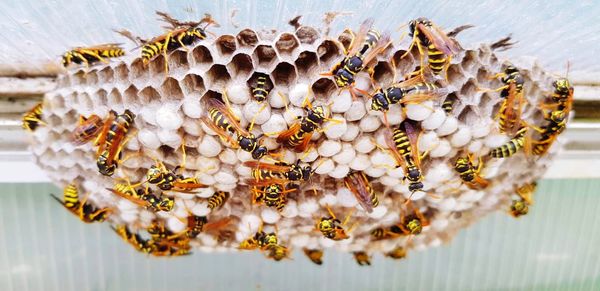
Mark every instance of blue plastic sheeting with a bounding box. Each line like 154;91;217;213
0;0;599;75
1;180;599;290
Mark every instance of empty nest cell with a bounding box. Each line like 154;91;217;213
236;29;259;48
180;74;206;95
295;51;319;75
372;61;394;85
206;64;232;89
191;45;214;66
139;86;161;104
159;77;184;100
317;40;342;65
271;62;297;86
98;66;114;83
252;45;278;68
215;35;237;57
167;50;190;72
227;53;254;79
123;85;139;105
295;26;319;45
274;33;300;57
311;78;336;100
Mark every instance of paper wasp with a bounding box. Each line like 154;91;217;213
112;224;191;257
50;183;111;223
207;191;230;211
115;11;218;74
71;114;105;145
480;64;526;135
22;102;45;132
454;153;489;190
489;126;528;158
96;109;136;176
243;159;316;183
145;143;207;193
62;43;125;68
239;223;290;260
510;182;537;218
315;205;353;241
383;120;427;194
249;73;274;102
343;171;379;213
275;94;338;153
353;251;371;266
385;246;407;260
201;96;268;160
401;17;460;81
371;201;429;240
303;248;324;265
321;18;391;98
107;182;174;212
251;182;298;213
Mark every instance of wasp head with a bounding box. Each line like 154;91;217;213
251;146;268;160
301;166;313;181
552;78;572;100
269;245;288;261
146;165;163;183
97;155;116;176
504;64;519;75
62;52;74;67
333;68;354;88
406;218;423;235
156;197;174;212
371;91;389;111
406;166;422;183
511;199;529;217
309;106;328;123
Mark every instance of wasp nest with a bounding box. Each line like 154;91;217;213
29;24;558;260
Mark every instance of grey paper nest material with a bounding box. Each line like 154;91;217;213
29;25;558;257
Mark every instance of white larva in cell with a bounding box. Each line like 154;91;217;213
197;174;215;186
301;147;319;163
226;84;251;104
349;154;371;171
260;114;287;135
405;101;434;121
359;115;381;132
340;123;360;141
333;144;356;165
324;117;347;139
337;187;358;208
261;208;281;224
430;139;451;157
329;164;350;179
471;120;492;138
182;98;202;118
215;183;237;192
137;129;161;149
450;127;472;147
387;166;405;178
288;83;312;107
156;103;184;130
241;214;262;233
319;193;338;206
431;218;449;231
468;140;483;153
290;234;310;248
354;135;376;154
404;189;426;201
140;103;159;126
353;74;370;92
370;150;394;169
125;136;140;151
243;100;270;125
367;205;387;219
167;216;187;233
418;131;440;152
196;156;220;175
214;170;237;185
280;200;298;218
484;133;509;148
157;129;181;149
319;236;336;248
425;163;453;184
318;140;342;157
314;158;334;174
421;108;446;130
330;91;352;113
438;197;457;211
298;199;319;218
198;135;222;157
344;100;367;121
199;233;218;247
436;116;459;136
379;175;400;187
218;148;238;165
282;107;305;125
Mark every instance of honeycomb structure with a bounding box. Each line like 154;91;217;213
30;25;559;258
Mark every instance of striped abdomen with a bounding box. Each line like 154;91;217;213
426;43;448;75
22;103;44;131
142;40;168;63
63;184;80;209
208;191;230;210
490;127;527;158
442;99;454;114
208;109;235;134
392;128;413;164
252;76;270;102
358;29;381;56
498;99;520;133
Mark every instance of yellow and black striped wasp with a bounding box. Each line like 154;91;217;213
62;43;125;68
243;159;316;184
481;64;526;136
383;120;427;194
343;171;379;213
111;225;154;254
107;182;174;212
249;73;274;102
201;96;268;160
370;67;448;114
71;114;105;145
371;200;430;241
489;126;529;158
95;109;136;176
510;182;537;218
315;205;354;241
50;183;111;223
207;191;230;211
145;143;207;193
303;248;324;265
116;11;218;74
454;153;489;190
353;251;371;266
322;18;391;98
251;182;298;213
401;18;461;81
22;102;45;132
239;223;289;261
275;96;337;153
112;224;191;257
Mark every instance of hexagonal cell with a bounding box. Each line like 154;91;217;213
295;26;319;45
391;50;413;73
275;33;300;57
476;67;490;82
149;54;167;78
130;58;149;81
460;78;478;98
72;71;86;85
337;31;353;52
139;86;161;104
191;45;214;65
447;64;465;86
372;61;394;85
123;85;139;105
311;78;336;100
461;51;478;72
160;77;184;100
317;40;342;65
180;74;205;95
167;50;189;72
442;93;459;115
206;64;232;89
253;45;277;68
215;35;237;57
236;29;259;48
271;62;297;86
85;70;99;85
295;51;319;75
227;53;254;79
94;89;108;107
200;90;222;103
108;88;123;105
77;92;93;111
98;66;114;83
247;72;273;97
115;63;128;82
480;93;497;116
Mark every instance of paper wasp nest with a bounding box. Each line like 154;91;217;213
29;25;558;257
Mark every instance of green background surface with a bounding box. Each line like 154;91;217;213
0;180;598;291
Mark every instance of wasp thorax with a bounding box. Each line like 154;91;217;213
407;219;423;234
